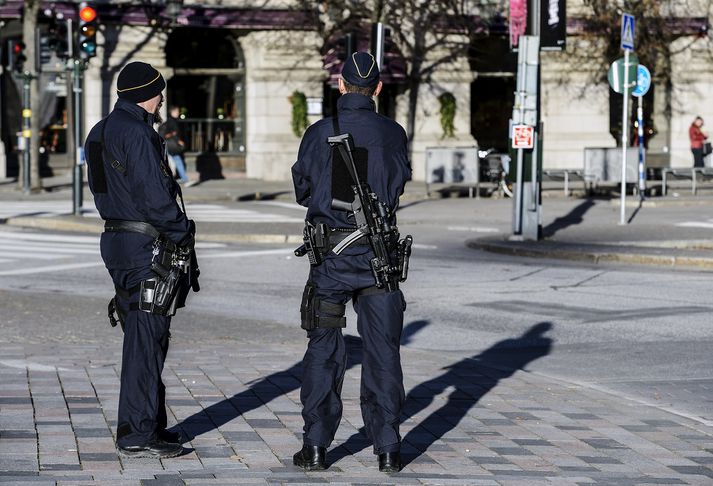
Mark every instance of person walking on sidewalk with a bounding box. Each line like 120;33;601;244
159;106;190;184
291;52;411;473
84;62;199;459
689;116;708;168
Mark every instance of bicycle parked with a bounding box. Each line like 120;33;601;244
478;148;513;197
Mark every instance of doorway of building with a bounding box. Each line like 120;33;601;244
165;28;245;162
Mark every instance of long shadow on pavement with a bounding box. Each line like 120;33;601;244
171;320;430;443
330;322;553;467
543;199;595;238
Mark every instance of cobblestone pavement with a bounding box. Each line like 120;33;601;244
2;327;713;486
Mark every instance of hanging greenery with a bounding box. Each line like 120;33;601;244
438;92;456;139
289;91;309;137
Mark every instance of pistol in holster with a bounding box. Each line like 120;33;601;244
294;222;329;266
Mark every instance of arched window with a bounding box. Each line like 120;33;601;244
165;28;245;154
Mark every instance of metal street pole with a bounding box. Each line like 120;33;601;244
619;48;630;225
513;59;527;235
72;60;84;215
21;73;31;195
637;95;646;200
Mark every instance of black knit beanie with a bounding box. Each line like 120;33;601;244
116;62;166;103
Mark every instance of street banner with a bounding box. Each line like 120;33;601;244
540;0;566;51
512;125;534;149
510;0;527;49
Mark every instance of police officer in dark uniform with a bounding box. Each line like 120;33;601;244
85;62;196;458
291;52;411;473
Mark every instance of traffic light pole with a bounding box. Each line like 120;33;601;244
21;73;32;195
71;60;84;215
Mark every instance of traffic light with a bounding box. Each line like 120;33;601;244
48;16;70;59
78;2;97;59
8;39;27;73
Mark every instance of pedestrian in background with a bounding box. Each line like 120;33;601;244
291;52;411;473
84;62;197;459
159;106;191;184
689;116;708;168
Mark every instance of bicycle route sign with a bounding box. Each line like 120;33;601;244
632;65;651;97
512;125;534;149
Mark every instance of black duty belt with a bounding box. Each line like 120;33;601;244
104;220;160;239
104;219;179;253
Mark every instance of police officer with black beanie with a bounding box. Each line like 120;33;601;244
85;61;195;458
292;52;411;473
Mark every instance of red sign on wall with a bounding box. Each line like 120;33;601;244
510;0;528;48
512;125;534;149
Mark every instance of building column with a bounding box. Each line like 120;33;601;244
396;46;475;182
239;30;326;180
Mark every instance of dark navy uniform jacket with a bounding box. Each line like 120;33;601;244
85;99;192;271
292;93;411;228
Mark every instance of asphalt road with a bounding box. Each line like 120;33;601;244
1;196;712;431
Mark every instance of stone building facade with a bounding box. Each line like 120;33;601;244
1;0;711;181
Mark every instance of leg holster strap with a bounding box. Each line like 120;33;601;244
316;300;347;328
355;285;388;298
108;284;140;332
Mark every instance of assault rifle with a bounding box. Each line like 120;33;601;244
328;133;412;292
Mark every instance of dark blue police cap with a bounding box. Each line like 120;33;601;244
341;52;380;88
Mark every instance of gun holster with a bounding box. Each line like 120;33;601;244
297;223;329;266
108;296;126;332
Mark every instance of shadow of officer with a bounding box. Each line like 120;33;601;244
401;322;553;465
330;322;553;467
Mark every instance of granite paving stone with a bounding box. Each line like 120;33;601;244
1;341;712;485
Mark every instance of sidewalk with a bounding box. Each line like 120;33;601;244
3;174;713;268
2;327;713;485
466;196;713;270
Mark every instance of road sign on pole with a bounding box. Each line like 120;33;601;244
619;12;635;225
608;54;638;94
621;13;635;51
512;125;534;149
632;65;651;200
632;65;651;98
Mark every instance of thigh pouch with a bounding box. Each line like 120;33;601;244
300;282;347;331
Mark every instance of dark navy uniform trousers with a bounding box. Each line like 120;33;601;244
110;267;171;448
301;246;406;454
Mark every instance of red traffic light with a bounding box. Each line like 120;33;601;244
13;42;24;54
79;6;97;23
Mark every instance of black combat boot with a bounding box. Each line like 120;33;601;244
378;451;401;473
293;445;327;470
118;438;183;458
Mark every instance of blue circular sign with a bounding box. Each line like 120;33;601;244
632;65;651;97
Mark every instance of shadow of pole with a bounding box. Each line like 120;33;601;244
627;199;644;224
170;320;430;443
330;322;554;467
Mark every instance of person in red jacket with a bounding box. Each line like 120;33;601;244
689;116;708;168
